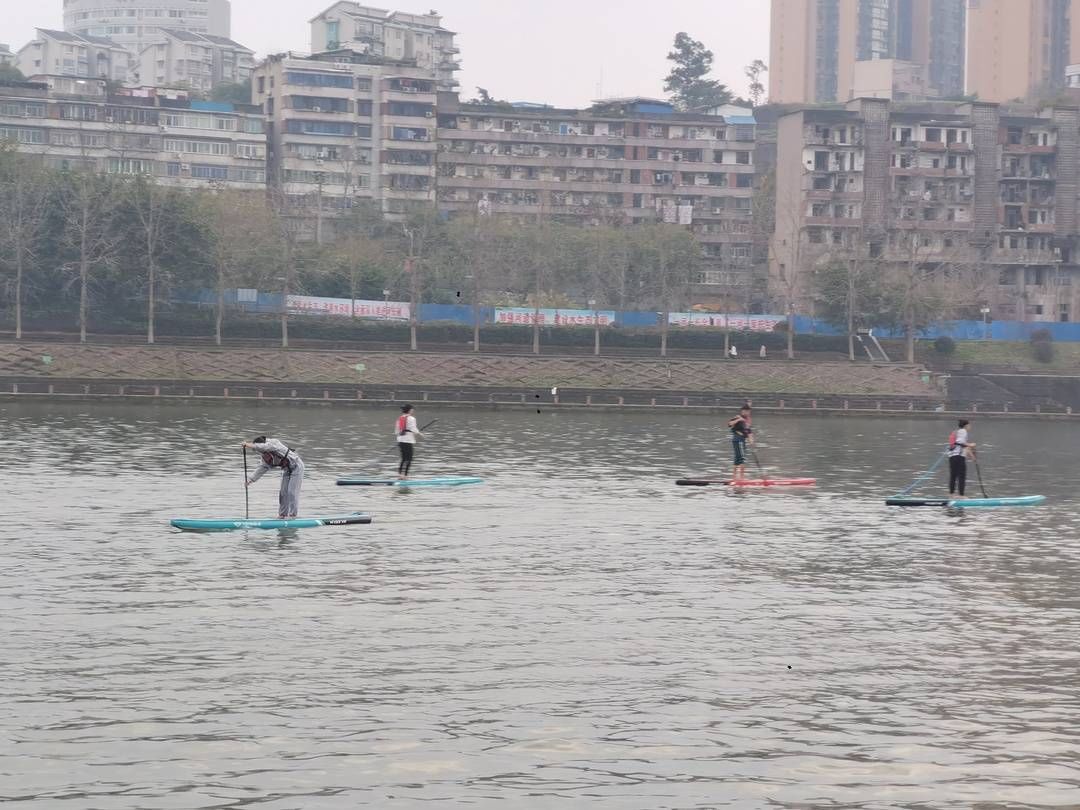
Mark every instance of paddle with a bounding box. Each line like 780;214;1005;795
749;443;768;482
971;449;990;498
242;447;250;519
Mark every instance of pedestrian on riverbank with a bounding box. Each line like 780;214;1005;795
727;404;754;481
760;345;767;359
243;436;304;518
396;404;424;480
947;419;975;496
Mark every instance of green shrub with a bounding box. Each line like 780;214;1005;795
1032;339;1054;363
934;336;957;355
1030;328;1054;363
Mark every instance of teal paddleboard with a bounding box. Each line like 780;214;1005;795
336;476;482;488
886;495;1045;508
170;513;373;532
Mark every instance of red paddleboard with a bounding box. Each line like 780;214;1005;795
676;478;817;488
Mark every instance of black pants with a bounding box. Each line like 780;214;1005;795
397;442;414;477
948;455;966;496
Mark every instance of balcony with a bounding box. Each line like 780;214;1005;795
992;249;1059;265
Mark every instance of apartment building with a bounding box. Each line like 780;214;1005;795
435;97;761;307
771;97;1080;323
252;49;440;232
64;0;232;55
0;44;14;68
0;75;266;189
309;3;460;91
137;29;254;92
967;0;1080;102
17;29;132;85
769;0;966;103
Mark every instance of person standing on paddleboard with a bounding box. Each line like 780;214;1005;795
727;405;754;481
947;419;975;496
396;404;424;480
243;436;304;518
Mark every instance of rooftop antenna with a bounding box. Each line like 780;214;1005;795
596;65;603;100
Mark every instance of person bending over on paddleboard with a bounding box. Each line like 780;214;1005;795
243;436;304;518
396;404;424;480
947;419;975;497
728;405;754;481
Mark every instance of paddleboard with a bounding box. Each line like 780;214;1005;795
676;478;817;487
886;496;1045;508
336;476;482;487
170;513;373;532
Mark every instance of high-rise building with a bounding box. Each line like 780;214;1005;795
769;0;966;103
252;49;442;232
64;0;232;56
309;3;460;91
770;97;1080;324
966;0;1080;102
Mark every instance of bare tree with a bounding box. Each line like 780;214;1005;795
633;222;700;357
124;173;172;344
0;147;51;339
201;189;275;345
58;168;122;343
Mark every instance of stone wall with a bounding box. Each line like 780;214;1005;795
0;343;939;397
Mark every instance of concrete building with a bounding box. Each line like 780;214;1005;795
309;3;460;91
17;29;132;84
436;97;762;308
64;0;232;56
252;49;440;233
966;0;1080;102
769;0;966;104
771;97;1080;323
0;75;266;188
137;29;254;92
0;44;15;68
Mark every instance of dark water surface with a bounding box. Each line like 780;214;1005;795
3;401;1080;808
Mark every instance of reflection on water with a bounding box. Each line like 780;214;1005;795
3;401;1080;807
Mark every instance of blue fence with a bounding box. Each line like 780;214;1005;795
173;289;1080;341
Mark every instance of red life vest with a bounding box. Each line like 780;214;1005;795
948;430;956;449
397;415;409;436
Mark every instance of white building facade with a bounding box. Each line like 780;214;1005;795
64;0;232;56
253;49;439;229
309;4;459;91
0;75;266;189
17;29;132;84
137;29;253;92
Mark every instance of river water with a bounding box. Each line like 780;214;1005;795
3;400;1080;808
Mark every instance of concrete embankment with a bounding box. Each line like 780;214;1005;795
5;340;1058;418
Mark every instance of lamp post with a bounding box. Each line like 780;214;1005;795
382;288;390;321
981;306;991;341
588;298;599;356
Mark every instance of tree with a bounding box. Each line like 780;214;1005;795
57;169;121;343
0;64;25;82
124;173;174;343
813;250;890;359
210;79;252;105
664;33;733;111
632;223;700;357
199;188;275;345
397;206;447;351
0;147;51;339
745;59;768;107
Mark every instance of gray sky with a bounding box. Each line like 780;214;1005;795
6;0;769;107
